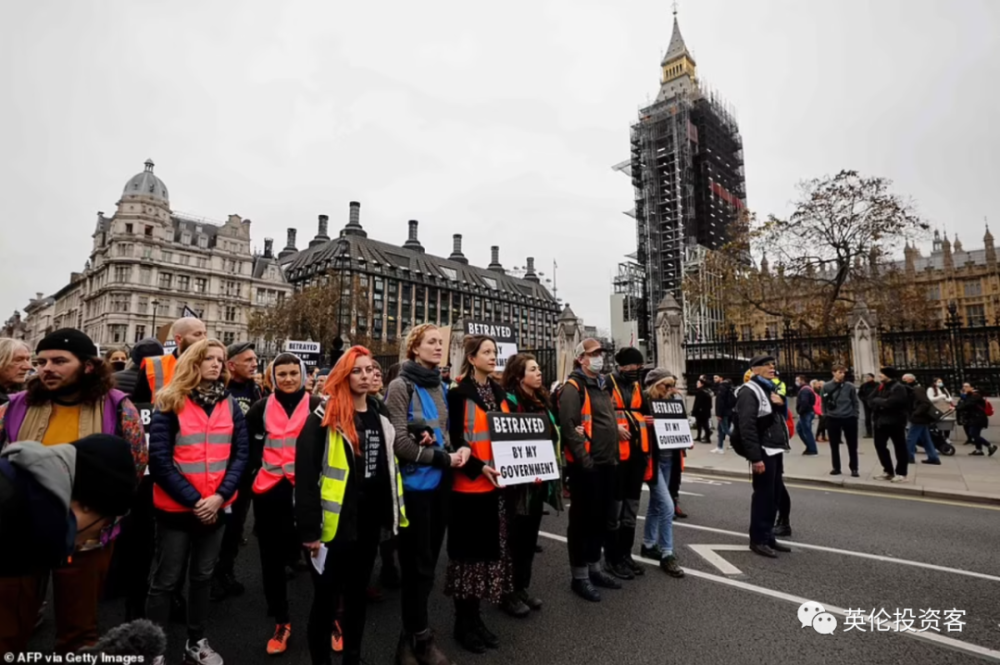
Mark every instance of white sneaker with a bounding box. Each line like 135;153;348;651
890;475;907;484
873;473;892;480
709;448;718;454
185;638;224;665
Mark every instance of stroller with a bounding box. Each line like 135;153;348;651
929;414;957;456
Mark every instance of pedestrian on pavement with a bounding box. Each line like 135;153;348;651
822;365;861;477
296;346;409;665
794;376;818;455
146;338;249;665
639;369;686;578
0;329;146;654
245;353;323;655
858;374;877;438
955;384;996;456
691;378;714;443
559;338;625;602
602;347;652;582
444;336;512;653
770;373;793;538
900;374;942;466
0;435;137;656
712;374;736;454
131;317;208;404
501;352;565;615
0;338;32;405
210;341;266;603
867;367;911;482
384;324;460;665
732;355;791;559
113;337;164;399
927;378;956;415
812;380;829;443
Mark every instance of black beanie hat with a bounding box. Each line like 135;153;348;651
880;367;898;380
37;328;99;360
614;347;644;367
71;434;137;517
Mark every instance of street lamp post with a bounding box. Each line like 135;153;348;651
151;299;160;340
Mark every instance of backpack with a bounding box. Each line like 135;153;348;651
984;401;995;418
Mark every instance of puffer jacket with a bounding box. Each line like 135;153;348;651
732;376;790;463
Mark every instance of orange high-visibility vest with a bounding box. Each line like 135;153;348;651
252;393;308;494
453;398;510;494
153;396;237;513
145;354;178;400
563;378;591;464
610;375;653;481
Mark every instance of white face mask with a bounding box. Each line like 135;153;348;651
936;382;944;388
588;355;604;373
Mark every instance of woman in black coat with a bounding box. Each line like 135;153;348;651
692;379;714;443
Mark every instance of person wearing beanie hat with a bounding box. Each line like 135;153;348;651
0;435;137;655
0;329;145;655
604;348;652;581
867;367;911;482
113;338;165;399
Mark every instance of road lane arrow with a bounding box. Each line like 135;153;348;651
684;476;732;486
688;544;748;576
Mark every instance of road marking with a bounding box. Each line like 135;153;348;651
687;544;746;575
538;531;1000;662
683;475;732;486
669;522;1000;584
641;486;704;497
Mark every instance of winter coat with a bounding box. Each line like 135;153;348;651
692;388;713;419
714;381;736;419
796;385;816;416
868;380;910;428
956;393;989;429
558;369;619;468
907;384;935;426
732;377;790;463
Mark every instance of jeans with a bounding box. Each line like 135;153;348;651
254;479;298;624
827;416;860;473
967;426;992;452
642;455;675;557
750;453;785;545
146;517;226;643
797;412;818;453
397;488;448;636
906;424;941;463
717;416;732;450
307;508;381;664
567;463;616;573
874;424;909;477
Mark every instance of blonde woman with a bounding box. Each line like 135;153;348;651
146;339;249;665
0;338;32;405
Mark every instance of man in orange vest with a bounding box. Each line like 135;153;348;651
558;338;630;603
604;347;651;582
131;317;207;405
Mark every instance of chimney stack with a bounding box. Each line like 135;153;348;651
403;220;424;253
488;246;504;273
449;234;469;264
263;238;274;259
310;214;330;247
524;256;540;282
343;201;367;238
278;227;298;259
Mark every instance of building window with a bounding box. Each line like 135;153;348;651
182;232;192;245
116;243;134;257
137;296;149;314
964;281;982;298
159;273;172;289
134;325;146;342
144;225;153;237
110;324;127;344
224;280;240;297
194;277;207;293
125;223;133;234
177;275;190;292
113;266;131;283
180;254;191;266
360;275;370;288
162;250;173;263
198;236;208;249
965;304;986;327
197;257;208;269
223;331;236;345
926;284;941;300
139;267;152;285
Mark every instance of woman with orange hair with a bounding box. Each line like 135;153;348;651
295;346;408;665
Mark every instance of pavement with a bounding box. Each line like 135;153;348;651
24;475;1000;664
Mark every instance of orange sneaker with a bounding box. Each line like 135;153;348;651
266;623;291;655
331;620;343;653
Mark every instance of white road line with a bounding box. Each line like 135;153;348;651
538;531;1000;662
667;522;1000;584
687;544;747;575
641;485;704;497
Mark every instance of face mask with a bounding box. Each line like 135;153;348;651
112;361;126;372
588;356;604;373
936;382;944;388
622;369;640;383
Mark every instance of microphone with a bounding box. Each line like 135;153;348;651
78;619;166;659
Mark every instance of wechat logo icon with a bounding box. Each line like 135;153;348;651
798;601;838;635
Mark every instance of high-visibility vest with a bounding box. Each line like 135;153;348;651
563;377;591;464
610;375;653;482
319;424;409;542
252;393;308;494
145;354;178;400
153;396;238;513
453;398;510;494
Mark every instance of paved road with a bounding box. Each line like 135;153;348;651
28;475;1000;664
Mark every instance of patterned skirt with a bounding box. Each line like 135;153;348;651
444;493;514;603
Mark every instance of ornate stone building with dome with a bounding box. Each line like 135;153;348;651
17;159;290;349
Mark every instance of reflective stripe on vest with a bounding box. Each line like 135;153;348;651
252;393;309;494
145;355;177;400
610;376;653;481
563;378;591;464
152;396;236;513
452;397;510;494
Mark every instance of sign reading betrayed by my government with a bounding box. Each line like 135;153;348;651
285;340;322;367
488;412;560;487
650;399;694;450
464;320;518;371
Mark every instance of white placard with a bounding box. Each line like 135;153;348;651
650;399;694;450
491;439;561;487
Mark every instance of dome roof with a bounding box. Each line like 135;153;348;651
122;159;169;202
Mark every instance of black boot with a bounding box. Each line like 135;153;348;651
619;526;643;576
395;632;418;665
500;592;530;618
773;517;792;538
413;630;453;665
454;602;486;654
474;614;500;650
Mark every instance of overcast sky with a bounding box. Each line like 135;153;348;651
1;0;997;330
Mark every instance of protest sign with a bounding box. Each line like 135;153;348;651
284;340;322;367
464;320;518;371
649;399;694;450
488;412;560;487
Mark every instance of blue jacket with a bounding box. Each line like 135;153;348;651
148;400;249;510
796;385;816;416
